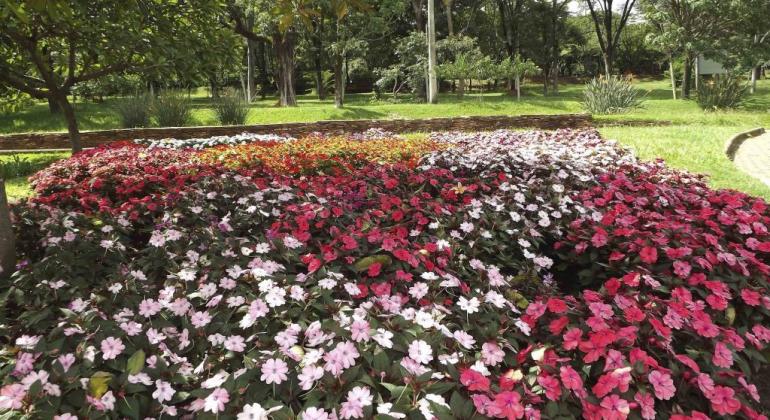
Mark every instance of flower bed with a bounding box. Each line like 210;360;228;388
2;130;770;419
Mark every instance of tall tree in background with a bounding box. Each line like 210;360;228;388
640;0;735;98
584;0;637;77
0;0;221;152
229;0;317;107
496;0;525;59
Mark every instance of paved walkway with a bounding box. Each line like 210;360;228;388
734;132;770;187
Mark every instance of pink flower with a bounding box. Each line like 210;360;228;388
152;380;175;404
600;395;630;420
100;337;125;360
302;407;332;420
741;289;762;306
712;342;733;368
559;366;583;391
349;320;370;342
203;388;230;414
481;342;505;366
494;391;524;419
648;370;675;400
707;386;741;415
190;311;212;328
634;392;655;420
57;353;76;373
0;384;25;410
224;335;246;353
562;328;582;350
537;373;561;401
138;299;162;317
260;358;289;385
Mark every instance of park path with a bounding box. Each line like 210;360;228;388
733;132;770;187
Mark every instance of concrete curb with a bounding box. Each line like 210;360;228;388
725;127;766;160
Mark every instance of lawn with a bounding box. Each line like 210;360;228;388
2;79;769;200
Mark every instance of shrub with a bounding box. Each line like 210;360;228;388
114;94;151;128
0;153;66;179
582;76;644;114
153;92;192;127
697;74;748;110
3;130;770;419
213;88;249;126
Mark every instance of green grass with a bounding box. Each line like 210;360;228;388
2;79;769;201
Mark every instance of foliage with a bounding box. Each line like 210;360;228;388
3;130;770;419
153;92;193;127
697;74;749;111
213;88;250;126
582;76;644;114
115;95;152;128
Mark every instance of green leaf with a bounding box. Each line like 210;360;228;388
353;255;392;272
126;349;145;375
88;371;113;398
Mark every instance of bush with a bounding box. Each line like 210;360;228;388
153;92;192;127
0;153;66;179
582;75;644;114
697;74;748;110
115;95;151;128
213;88;249;126
4;130;770;419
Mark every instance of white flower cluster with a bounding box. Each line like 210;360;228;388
135;132;294;150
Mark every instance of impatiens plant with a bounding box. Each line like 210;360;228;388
2;129;769;419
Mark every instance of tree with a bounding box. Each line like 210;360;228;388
641;0;736;98
0;0;222;152
584;0;638;77
228;0;318;107
498;55;540;100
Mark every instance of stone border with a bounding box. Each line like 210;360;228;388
725;127;767;160
0;114;592;150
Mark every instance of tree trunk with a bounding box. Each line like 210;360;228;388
312;20;326;100
258;40;269;100
0;179;14;281
57;94;82;153
412;0;425;32
427;0;438;104
669;57;677;100
274;32;297;107
210;78;219;98
443;0;454;36
47;97;61;114
681;51;693;99
246;39;256;102
751;66;760;94
334;54;345;108
515;74;521;100
602;53;612;78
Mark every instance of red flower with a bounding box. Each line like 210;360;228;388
707;386;741;415
460;369;490;392
712;342;733;368
559;366;583;391
639;246;658;264
367;262;382;277
493;391;525;419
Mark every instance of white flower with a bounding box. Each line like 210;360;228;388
457;296;480;314
408;340;433;365
237;403;282;420
152;380;175;404
372;328;394;348
409;283;429;300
